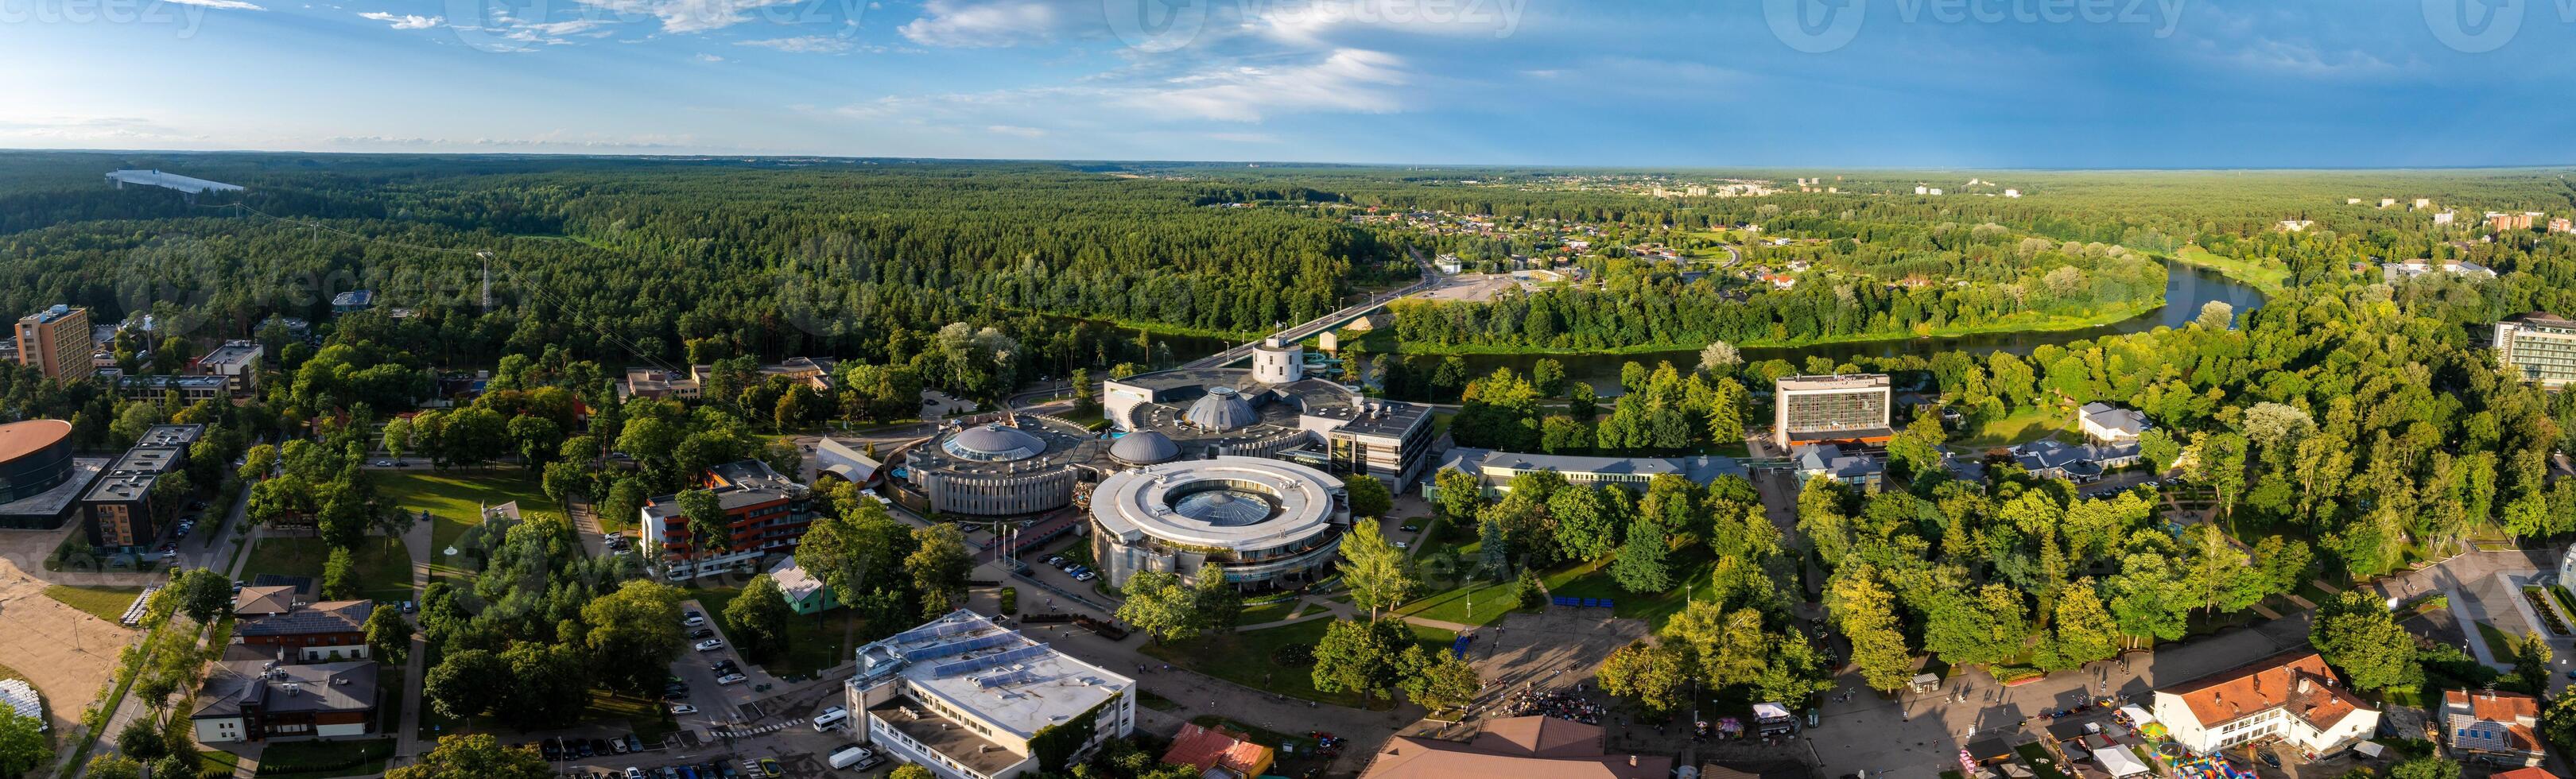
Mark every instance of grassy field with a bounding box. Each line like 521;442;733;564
2172;245;2292;295
198;750;241;776
689;587;869;679
41;584;145;623
376;470;557;576
239;536;413;604
1235;598;1303;626
1538;552;1720;632
254;737;395;778
1138;616;1457;708
1395;577;1524;626
1955;406;2066;448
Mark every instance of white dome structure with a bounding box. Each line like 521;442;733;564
1108;431;1181;465
1181;387;1260;431
941;423;1048;462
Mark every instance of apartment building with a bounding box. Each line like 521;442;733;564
2494;312;2576;387
639;459;814;579
1771;374;1893;450
14;304;92;381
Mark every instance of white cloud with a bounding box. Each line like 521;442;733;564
1129;48;1406;122
163;0;264;10
358;10;441;29
569;0;801;33
898;0;1060;47
985;125;1046;138
695;52;725;62
736;35;862;53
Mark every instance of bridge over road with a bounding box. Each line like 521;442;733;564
1180;249;1439;370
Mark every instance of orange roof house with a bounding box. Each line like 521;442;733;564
2444;689;2547;767
1163;723;1275;779
2147;650;2380;755
1361;716;1669;779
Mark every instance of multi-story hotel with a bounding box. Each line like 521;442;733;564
14;304;92;382
639;459;814;579
2495;312;2576;387
845;610;1135;779
1771;374;1892;450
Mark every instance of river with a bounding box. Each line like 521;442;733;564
1114;261;2263;394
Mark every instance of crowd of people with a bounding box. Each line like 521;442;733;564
1501;687;1603;724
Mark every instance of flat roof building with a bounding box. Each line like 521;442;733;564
845;610;1135;779
1088;456;1348;591
1772;374;1891;450
2495;312;2576;387
1428;448;1747;498
15;304;93;382
107;169;243;196
192;339;265;393
639;459;813;579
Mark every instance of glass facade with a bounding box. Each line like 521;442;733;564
0;435;73;502
2498;319;2576;386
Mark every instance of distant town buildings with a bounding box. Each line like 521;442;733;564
1771;374;1892;450
845;610;1135;779
2553;218;2574;234
15;304;93;381
2380;198;2398;208
2277;219;2312;232
2003;189;2021;198
2150;650;2379;755
2486;211;2543;231
330;290;374;313
619;358;839;400
2494;312;2576;387
2434;210;2457;225
2382;259;2496;284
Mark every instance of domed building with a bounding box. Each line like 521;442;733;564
1108;431;1180;466
1182;387;1260;431
898;417;1092;517
1088;456;1350;591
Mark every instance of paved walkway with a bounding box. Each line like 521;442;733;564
388;519;433;770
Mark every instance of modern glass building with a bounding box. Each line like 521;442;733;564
2496;313;2576;387
0;419;76;502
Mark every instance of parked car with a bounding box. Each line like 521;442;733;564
758;758;783;777
626;734;644;753
682;611;707;627
1399;524;1419;532
716;673;747;685
591;738;611;756
612;738;630;754
689;628;716;639
669;703;699;715
541;739;562;761
401;600;417;614
694;638;724;652
626;769;647;779
374;459;393;467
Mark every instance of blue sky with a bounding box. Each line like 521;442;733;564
5;0;2574;166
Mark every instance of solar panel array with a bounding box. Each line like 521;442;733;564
932;644;1052;678
890;619;985;645
975;668;1045;688
902;632;1023;662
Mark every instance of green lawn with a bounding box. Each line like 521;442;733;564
1138;617;1457;708
2172;245;2292;295
198;750;241;776
1235;598;1303;626
2014;742;2074;779
2475;621;2523;662
254;737;395;778
1538;552;1721;632
1955;406;2066;448
1396;577;1525;626
690;587;870;678
42;584;145;623
239;535;413;604
376;471;557;576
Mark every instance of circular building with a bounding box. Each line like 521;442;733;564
902;419;1089;517
1107;431;1180;466
0;419;76;503
1088;456;1349;591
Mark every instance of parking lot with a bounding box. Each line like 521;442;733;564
669;600;786;718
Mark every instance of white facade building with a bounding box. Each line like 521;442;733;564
2151;651;2379;756
845;610;1137;779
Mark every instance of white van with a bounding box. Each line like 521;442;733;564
828;746;880;770
813;706;850;732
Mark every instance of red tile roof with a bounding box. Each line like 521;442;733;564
1163;723;1272;778
2162;649;2374;731
1362;717;1668;779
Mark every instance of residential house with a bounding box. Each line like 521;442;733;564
2012;439;2140;483
769;557;840;614
1163;723;1275;779
1790;444;1883;492
2442;689;2546;767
